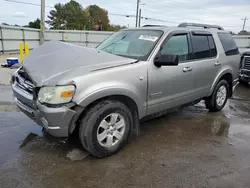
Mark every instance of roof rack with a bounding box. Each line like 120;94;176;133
142;25;166;27
178;23;224;30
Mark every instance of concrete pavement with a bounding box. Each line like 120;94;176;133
0;84;250;188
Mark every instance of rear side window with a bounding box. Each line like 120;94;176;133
208;36;217;57
191;35;210;59
191;35;217;60
218;33;239;56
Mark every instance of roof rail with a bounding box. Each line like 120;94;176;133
142;25;166;27
178;23;224;30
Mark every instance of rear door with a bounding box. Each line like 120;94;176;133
190;31;220;99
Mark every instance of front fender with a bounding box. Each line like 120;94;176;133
74;86;146;118
209;68;233;96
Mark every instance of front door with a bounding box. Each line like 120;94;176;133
147;31;196;115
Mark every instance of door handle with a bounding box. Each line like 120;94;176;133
183;67;192;72
214;61;221;66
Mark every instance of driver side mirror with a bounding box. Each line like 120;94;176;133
154;54;179;67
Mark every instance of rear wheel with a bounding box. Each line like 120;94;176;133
205;80;229;112
79;100;132;158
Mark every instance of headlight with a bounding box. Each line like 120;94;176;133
38;85;75;104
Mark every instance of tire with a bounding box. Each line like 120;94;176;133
239;79;249;85
79;100;132;158
205;79;229;112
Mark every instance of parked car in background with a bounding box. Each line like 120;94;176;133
239;49;250;85
11;23;240;157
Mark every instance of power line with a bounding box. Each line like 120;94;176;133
109;13;135;17
141;16;179;24
161;0;244;18
5;0;54;8
4;0;179;24
4;0;247;29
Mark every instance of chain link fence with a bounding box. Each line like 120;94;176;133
0;25;249;53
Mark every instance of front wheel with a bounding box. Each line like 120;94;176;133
79;100;132;158
205;80;229;112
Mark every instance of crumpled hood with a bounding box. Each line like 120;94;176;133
23;41;135;86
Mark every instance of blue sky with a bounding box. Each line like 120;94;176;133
0;0;250;32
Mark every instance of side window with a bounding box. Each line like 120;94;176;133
208;36;217;57
160;34;189;62
191;35;210;59
218;33;239;56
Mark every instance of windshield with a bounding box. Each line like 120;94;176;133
96;30;163;61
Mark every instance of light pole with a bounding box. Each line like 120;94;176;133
136;1;146;27
138;9;142;27
135;0;140;27
40;0;45;45
242;17;248;31
138;3;146;27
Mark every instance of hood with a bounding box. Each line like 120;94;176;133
23;41;135;86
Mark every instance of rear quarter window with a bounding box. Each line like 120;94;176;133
218;33;239;56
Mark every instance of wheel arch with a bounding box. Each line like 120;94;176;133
71;90;144;136
209;70;233;97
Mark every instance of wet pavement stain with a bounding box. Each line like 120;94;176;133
0;84;250;188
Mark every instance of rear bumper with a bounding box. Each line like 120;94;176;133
12;83;80;137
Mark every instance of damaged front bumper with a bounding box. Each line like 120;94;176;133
11;71;82;137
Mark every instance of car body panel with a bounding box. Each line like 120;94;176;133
22;41;137;86
11;26;241;137
72;61;148;118
147;61;196;115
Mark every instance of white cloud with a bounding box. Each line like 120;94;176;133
13;12;27;17
1;0;250;32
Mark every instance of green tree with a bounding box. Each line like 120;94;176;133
85;5;109;30
46;0;87;30
108;24;127;31
25;18;40;29
46;0;124;31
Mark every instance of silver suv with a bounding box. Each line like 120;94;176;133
11;23;240;157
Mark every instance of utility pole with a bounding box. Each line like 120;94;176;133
40;0;45;45
138;9;141;27
135;0;140;27
242;17;248;31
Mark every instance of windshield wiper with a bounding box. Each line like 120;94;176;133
100;35;127;51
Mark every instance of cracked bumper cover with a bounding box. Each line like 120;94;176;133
15;97;79;137
12;83;82;137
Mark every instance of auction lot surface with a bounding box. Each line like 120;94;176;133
0;83;250;188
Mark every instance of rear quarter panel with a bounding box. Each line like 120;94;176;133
209;33;240;95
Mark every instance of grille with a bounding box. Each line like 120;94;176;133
243;56;250;69
15;68;35;94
